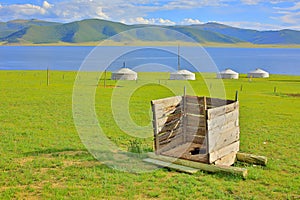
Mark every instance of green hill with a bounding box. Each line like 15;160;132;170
1;19;300;45
191;22;300;44
0;19;60;38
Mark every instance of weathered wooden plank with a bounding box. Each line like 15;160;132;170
209;141;240;163
186;114;205;127
160;142;208;163
186;126;206;136
207;97;235;107
185;95;204;105
236;152;268;166
158;127;182;143
151;103;160;152
143;158;199;174
207;109;239;131
155;105;182;120
208;126;240;153
186;135;206;144
147;152;248;178
214;151;237;166
207;101;239;119
156;112;182;128
158;118;182;133
158;134;184;152
186;103;205;116
180;153;208;163
151;96;182;108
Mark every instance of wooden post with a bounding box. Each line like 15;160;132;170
203;96;209;158
274;86;277;93
147;153;248;178
104;70;107;88
240;84;243;91
183;86;187;143
236;152;267;166
235;90;239;101
47;67;50;86
151;102;160;154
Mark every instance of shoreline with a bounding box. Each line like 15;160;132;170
1;41;300;48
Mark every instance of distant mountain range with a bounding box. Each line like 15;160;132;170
1;19;300;45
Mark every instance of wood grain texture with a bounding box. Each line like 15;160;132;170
209;141;240;163
147;152;248;178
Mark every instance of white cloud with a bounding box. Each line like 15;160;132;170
43;1;52;9
273;2;300;25
124;17;175;25
181;18;202;25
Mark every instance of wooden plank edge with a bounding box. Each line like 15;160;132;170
143;158;199;174
237;152;268;166
147;152;248;178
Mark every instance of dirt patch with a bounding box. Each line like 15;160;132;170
285;93;300;97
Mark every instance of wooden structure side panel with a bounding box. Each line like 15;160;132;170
209;141;240;163
214;151;237;166
207;101;239;119
186;114;206;127
207;97;235;107
208;125;240;153
151;96;182;107
185;103;205;116
158;134;184;153
185;95;204;104
207;109;239;131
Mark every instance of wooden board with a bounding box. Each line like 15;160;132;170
151;96;182;107
207;126;240;153
143;158;199;174
207;109;239;131
161;142;208;163
186;103;205;116
236;152;268;166
186;114;205;127
155;105;182;121
186;135;206;144
158;127;182;143
207;101;239;119
147;152;248;178
185;96;204;105
158;118;182;133
207;97;235;107
214;151;237;166
209;141;240;163
158;134;184;153
186;126;206;136
156;112;182;131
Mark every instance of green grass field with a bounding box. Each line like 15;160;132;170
0;70;299;199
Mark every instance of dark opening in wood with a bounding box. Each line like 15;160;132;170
190;147;206;155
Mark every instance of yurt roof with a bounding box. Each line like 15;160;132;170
114;68;137;74
248;68;269;74
219;69;239;75
170;69;194;75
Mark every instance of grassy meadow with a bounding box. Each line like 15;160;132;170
0;70;299;199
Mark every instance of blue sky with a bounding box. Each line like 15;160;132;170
0;0;299;30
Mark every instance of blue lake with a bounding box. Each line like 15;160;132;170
0;46;299;75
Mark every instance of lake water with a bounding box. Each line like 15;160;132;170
0;46;299;75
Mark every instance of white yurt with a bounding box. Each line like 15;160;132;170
170;70;196;80
111;68;137;80
247;68;269;78
217;69;239;79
